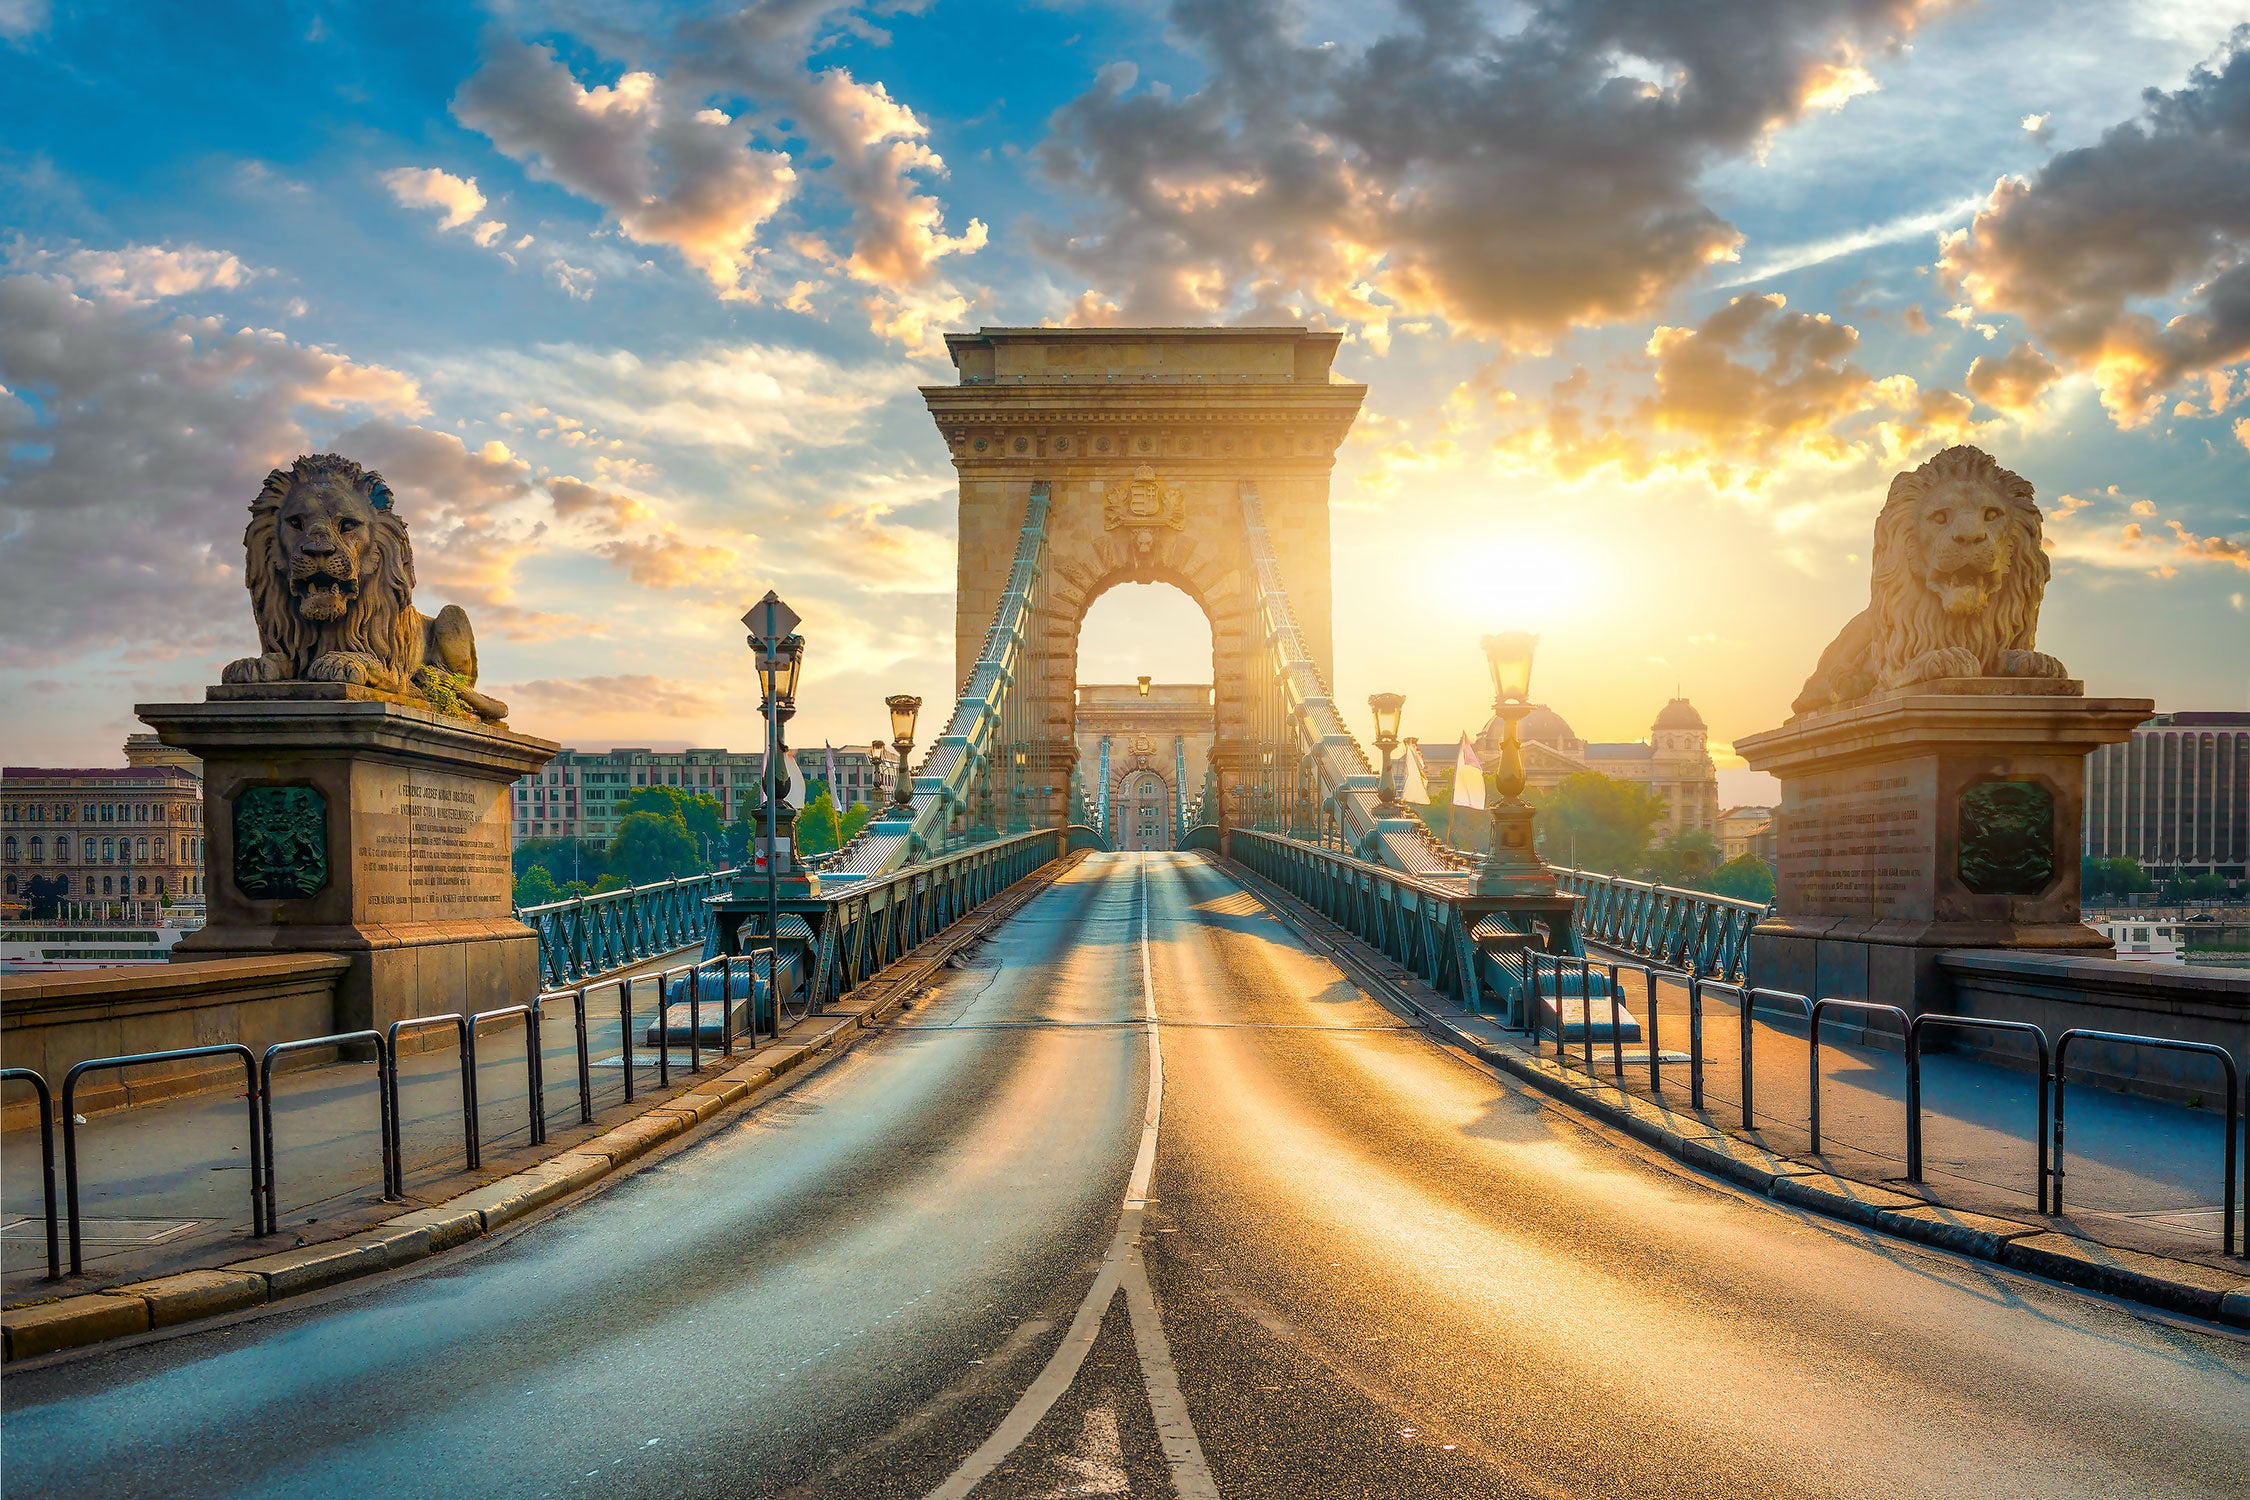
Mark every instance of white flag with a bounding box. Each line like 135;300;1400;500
1451;734;1486;811
1398;740;1429;804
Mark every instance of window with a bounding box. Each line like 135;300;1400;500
55;837;70;861
137;876;148;895
2;836;13;860
3;875;13;895
137;838;149;861
102;838;115;861
102;876;113;894
31;837;44;862
154;839;167;860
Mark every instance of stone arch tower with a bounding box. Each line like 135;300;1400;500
922;328;1366;831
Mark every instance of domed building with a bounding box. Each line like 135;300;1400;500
1426;696;1719;843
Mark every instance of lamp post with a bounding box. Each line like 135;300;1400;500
1474;632;1556;896
886;695;921;814
868;740;887;815
1368;693;1405;812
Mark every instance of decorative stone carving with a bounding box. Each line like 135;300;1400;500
1791;446;2069;719
1957;778;2056;896
232;784;328;899
1104;465;1187;534
220;454;510;723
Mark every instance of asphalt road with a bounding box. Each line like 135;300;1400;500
5;852;2246;1498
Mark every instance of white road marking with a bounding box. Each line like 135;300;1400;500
923;855;1218;1500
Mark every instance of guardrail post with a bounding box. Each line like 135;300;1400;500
1687;975;1704;1111
0;1069;61;1279
63;1045;265;1274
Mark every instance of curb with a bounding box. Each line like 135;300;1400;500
2;851;1084;1366
1220;858;2250;1334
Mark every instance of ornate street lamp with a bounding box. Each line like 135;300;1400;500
886;695;921;813
868;740;887;812
1475;632;1555;895
1368;692;1405;811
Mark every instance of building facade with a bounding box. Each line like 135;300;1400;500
2;760;206;919
512;744;898;843
2082;711;2249;883
1719;806;1779;864
1415;697;1721;844
1072;683;1217;850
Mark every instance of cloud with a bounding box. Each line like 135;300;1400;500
0;0;47;42
2045;487;2250;576
489;673;724;719
13;242;259;302
0;271;423;660
378;166;487;230
443;339;903;456
593;529;743;590
1030;0;1945;345
1963;340;2063;416
1490;292;1980;489
548;475;654;532
453;40;799;298
1718;195;1982;288
1940;31;2250;423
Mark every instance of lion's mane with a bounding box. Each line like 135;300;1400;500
1868;446;2048;687
244;454;424;681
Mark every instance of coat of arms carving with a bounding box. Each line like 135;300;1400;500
1104;465;1187;534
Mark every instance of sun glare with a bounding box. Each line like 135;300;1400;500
1430;536;1600;628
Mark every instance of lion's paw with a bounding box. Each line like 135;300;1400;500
1905;646;1983;682
1999;648;2068;679
307;652;373;685
221;656;273;684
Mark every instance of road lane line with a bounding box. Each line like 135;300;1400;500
1121;857;1221;1498
923;855;1216;1500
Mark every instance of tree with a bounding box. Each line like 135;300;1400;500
610;808;702;885
1643;829;1723;886
514;863;563;909
838;802;872;845
794;789;844;856
1530;772;1668;874
616;787;725;849
2083;856;2151;902
514;836;613;888
22;874;67;920
1699;854;1777;904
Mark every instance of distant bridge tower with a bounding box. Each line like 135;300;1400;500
922;328;1366;839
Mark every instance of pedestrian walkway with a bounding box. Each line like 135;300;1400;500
1;951;718;1297
1572;961;2239;1266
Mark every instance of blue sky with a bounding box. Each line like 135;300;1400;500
3;0;2246;797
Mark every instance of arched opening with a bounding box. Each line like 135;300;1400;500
1070;582;1219;848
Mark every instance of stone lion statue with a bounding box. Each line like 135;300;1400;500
1791;445;2068;718
220;454;509;722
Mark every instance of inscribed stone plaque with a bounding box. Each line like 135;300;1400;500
233;785;329;899
354;763;514;923
1776;766;1934;921
1957;779;2055;896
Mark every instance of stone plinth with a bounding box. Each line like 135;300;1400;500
136;689;557;1034
1734;680;2151;1010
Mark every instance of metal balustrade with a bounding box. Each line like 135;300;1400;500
1552;866;1767;982
519;868;735;989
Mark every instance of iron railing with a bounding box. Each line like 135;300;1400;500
519;868;734;988
1554;866;1767;982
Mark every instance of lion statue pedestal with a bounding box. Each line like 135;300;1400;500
138;454;557;1035
1736;446;2151;1012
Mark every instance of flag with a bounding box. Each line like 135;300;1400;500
824;740;840;801
1451;734;1486;812
1398;740;1429;804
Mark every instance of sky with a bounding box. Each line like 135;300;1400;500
2;0;2247;805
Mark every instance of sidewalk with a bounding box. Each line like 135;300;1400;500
1228;863;2250;1326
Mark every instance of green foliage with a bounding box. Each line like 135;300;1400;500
514;863;564;909
2081;856;2152;900
1530;772;1669;875
590;873;626;894
615;786;725;847
1642;828;1723;886
610;808;703;885
1698;854;1777;904
838;801;872;845
513;837;613;886
2165;871;2228;903
794;789;844;856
